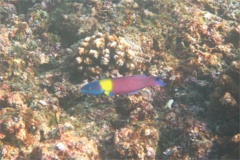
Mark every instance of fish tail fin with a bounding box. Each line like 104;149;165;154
153;77;166;86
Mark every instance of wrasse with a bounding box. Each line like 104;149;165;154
81;75;166;96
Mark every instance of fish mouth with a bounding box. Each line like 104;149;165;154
80;89;88;93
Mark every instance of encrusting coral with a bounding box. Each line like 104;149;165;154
114;125;159;160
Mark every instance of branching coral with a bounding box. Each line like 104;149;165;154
73;32;148;78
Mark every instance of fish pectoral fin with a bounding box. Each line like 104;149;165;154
104;91;113;96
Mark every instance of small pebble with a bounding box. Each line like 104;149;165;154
56;142;67;151
163;148;173;156
39;100;47;106
64;122;75;130
164;99;174;109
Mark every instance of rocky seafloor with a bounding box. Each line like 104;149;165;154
0;0;239;159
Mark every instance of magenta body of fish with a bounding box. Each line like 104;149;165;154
111;75;164;94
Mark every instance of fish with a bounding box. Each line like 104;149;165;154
81;75;166;96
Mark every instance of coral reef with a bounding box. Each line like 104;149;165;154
207;59;239;159
114;125;159;159
30;136;100;160
72;32;152;79
0;83;101;159
0;0;239;159
0;26;10;55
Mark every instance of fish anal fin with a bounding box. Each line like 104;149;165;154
104;91;113;96
127;90;140;95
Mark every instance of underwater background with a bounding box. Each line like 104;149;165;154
0;0;239;159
